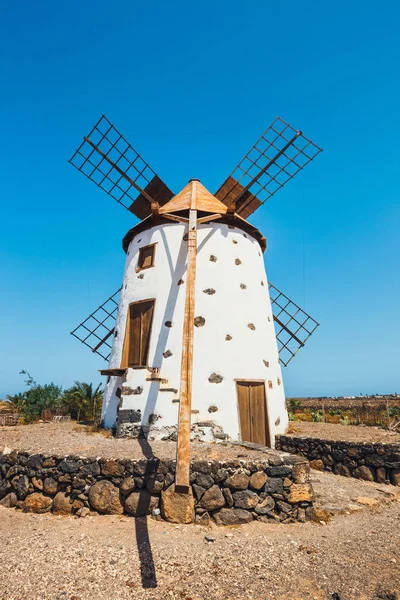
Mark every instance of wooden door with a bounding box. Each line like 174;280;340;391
236;381;270;446
122;299;155;368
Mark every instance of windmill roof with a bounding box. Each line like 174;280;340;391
159;179;228;215
122;179;266;253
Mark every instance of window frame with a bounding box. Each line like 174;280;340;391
136;243;157;272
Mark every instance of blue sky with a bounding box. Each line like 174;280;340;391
1;1;399;398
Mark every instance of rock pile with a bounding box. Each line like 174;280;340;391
0;448;314;524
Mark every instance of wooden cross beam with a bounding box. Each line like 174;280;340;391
175;180;198;491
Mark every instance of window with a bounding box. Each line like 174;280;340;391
137;244;156;272
121;299;155;367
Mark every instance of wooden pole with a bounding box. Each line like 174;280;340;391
176;180;198;490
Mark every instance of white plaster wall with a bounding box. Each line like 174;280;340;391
102;222;288;445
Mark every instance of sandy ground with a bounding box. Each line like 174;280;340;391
286;421;400;444
0;421;398;464
0;471;399;600
0;422;280;461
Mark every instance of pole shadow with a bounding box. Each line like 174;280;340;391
130;224;218;589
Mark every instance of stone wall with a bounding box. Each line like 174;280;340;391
276;435;400;486
0;448;313;524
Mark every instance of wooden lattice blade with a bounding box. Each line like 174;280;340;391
70;288;121;361
216;117;322;219
69;115;174;220
269;282;319;367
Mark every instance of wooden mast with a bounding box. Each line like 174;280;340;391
175;179;198;490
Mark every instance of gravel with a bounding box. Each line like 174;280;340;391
0;422;276;461
286;421;400;444
0;471;399;599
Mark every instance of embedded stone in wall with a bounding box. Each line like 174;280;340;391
235;258;242;265
148;413;161;425
137;274;144;279
178;279;184;285
247;323;256;330
88;481;123;515
225;472;249;490
263;360;269;367
255;496;275;515
249;471;267;490
101;459;125;477
213;508;252;525
163;350;173;358
261;281;265;286
208;373;223;384
164;320;173;327
233;490;259;509
232;240;238;244
209;255;217;262
161;484;195;524
23;493;53;514
225;334;232;341
200;485;226;511
194;316;206;327
117;409;142;423
354;466;375;481
53;492;73;515
203;288;216;295
287;483;313;504
125;490;159;517
208;405;218;413
122;386;143;396
120;477;136;495
240;283;247;289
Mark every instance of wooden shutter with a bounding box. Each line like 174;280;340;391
137;244;155;271
128;303;142;366
122;299;155;368
139;300;154;365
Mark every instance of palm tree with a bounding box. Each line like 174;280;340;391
62;382;103;423
2;393;26;414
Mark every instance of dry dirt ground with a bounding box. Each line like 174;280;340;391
0;422;280;461
286;421;400;444
0;472;399;600
1;421;399;463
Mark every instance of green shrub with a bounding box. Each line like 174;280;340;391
311;410;325;423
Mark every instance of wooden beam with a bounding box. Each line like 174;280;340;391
162;213;190;224
176;180;198;491
196;213;222;225
92;327;115;353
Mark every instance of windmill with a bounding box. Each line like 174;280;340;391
69;115;322;490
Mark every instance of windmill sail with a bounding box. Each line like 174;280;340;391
69;115;174;220
215;117;322;218
269;282;319;367
70;288;121;361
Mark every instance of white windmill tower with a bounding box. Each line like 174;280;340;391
69;115;321;488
